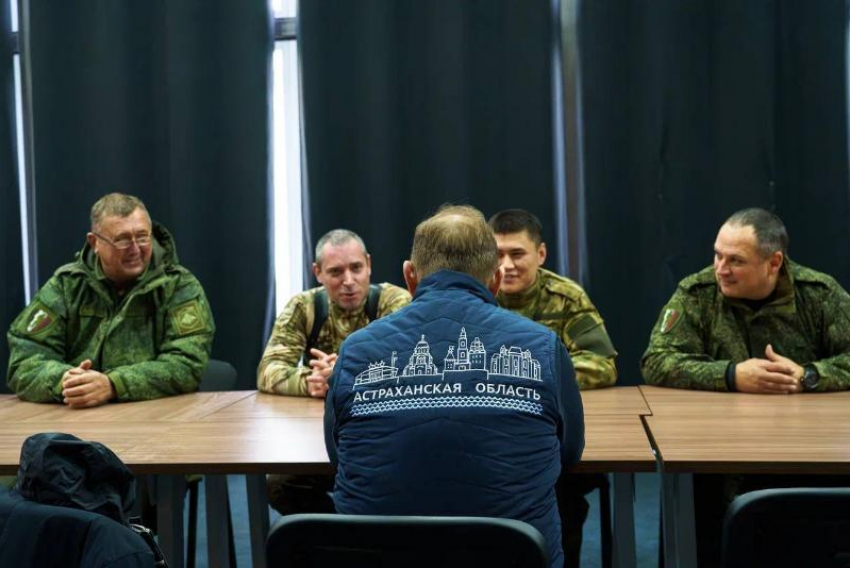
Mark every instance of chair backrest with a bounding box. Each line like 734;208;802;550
721;487;850;568
266;514;549;568
200;359;238;391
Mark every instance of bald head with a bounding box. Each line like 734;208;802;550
409;205;499;285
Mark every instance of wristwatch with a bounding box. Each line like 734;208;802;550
799;365;820;392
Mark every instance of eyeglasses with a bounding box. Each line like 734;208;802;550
92;231;152;250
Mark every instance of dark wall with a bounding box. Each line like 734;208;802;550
27;0;271;387
300;0;561;286
580;0;850;384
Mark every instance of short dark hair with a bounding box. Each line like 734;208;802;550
314;229;368;267
724;207;789;257
488;209;543;245
90;193;150;230
411;205;499;284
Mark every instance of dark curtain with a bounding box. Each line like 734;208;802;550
300;0;561;285
580;0;850;385
0;3;22;392
26;0;272;388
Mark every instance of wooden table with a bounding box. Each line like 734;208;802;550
0;388;655;568
640;385;850;568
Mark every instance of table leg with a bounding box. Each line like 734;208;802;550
246;474;270;568
205;475;232;568
157;474;186;568
661;472;697;568
611;472;637;568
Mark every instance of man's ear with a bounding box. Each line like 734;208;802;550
403;261;419;295
537;241;547;266
312;262;323;284
768;251;784;275
487;266;503;296
86;233;98;254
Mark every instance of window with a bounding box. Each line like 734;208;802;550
271;0;304;315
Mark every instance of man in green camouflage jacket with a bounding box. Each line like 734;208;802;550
642;208;850;393
7;193;215;407
489;209;617;568
641;207;850;567
258;228;409;514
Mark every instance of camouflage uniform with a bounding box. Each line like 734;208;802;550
7;222;215;402
498;267;617;568
642;259;850;567
641;260;850;391
257;283;411;396
497;267;618;389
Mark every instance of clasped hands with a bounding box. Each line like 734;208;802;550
734;344;804;394
61;359;116;408
306;348;337;399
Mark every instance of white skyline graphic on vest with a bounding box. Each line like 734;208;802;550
354;327;541;388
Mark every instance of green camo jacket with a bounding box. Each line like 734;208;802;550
257;283;410;396
641;260;850;391
497;268;618;390
6;222;215;402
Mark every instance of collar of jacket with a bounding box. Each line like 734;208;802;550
413;270;497;305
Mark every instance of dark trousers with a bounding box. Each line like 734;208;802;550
557;472;607;568
266;474;335;516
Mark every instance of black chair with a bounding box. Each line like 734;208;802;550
721;487;850;568
266;514;549;568
199;359;238;392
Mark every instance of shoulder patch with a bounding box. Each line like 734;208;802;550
20;302;58;336
171;300;207;336
659;305;683;334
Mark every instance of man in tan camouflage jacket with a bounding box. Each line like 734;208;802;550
489;209;617;568
258;228;410;514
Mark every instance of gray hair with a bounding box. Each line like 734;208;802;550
410;204;499;284
90;193;150;230
315;229;368;267
725;207;789;257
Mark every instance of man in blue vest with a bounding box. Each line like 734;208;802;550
326;205;584;567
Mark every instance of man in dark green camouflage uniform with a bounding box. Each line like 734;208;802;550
489;209;617;568
642;209;850;393
7;193;214;406
642;207;850;566
258;228;410;514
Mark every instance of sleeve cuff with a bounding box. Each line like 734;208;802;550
724;362;737;392
107;371;127;400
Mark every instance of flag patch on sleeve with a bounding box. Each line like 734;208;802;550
660;307;681;334
21;302;57;336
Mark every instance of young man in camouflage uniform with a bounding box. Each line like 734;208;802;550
641;207;850;566
489;209;617;568
258;228;410;514
7;193;215;406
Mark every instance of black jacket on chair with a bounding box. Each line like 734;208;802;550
0;433;154;567
0;490;154;567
